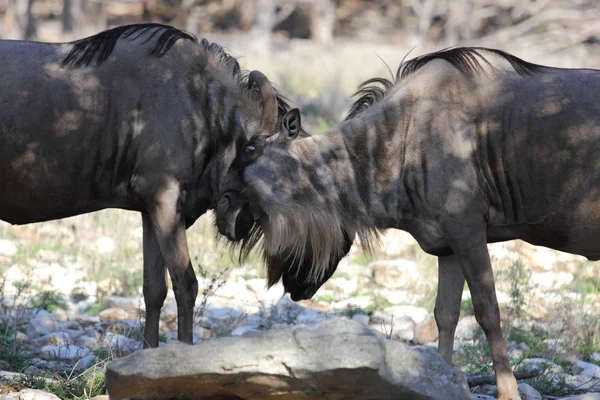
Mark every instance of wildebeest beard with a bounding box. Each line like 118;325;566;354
265;229;354;301
216;194;354;301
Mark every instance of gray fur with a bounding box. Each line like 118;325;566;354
0;24;291;348
217;47;600;400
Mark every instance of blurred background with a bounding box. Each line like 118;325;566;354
0;3;599;397
2;0;600;131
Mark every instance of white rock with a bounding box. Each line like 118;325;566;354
530;249;556;270
381;305;429;324
27;310;59;338
161;301;177;323
336;260;371;279
0;239;17;256
0;371;25;381
573;360;600;378
297;308;331;325
520;358;563;375
76;334;102;351
4;266;23;287
51;309;68;322
378;230;416;256
75;354;97;371
103;296;140;312
517;382;541;400
194;326;213;340
105;318;473;400
414;315;439;344
131;226;144;239
230;326;262;336
96;237;116;254
508;348;524;359
455;315;479;341
99;307;129;321
322;277;358;295
73;314;102;325
563;374;600;390
39;345;90;360
375;290;410;305
329;296;372;313
216;280;256;302
368;323;396;338
370;259;419;290
15;389;60;400
33;332;72;347
543;337;568;353
245;279;267;294
244;315;266;328
531;271;573;288
101;332;141;352
562;393;600;400
58;321;85;338
390;316;416;342
592;352;600;362
351;314;370;326
164;332;178;342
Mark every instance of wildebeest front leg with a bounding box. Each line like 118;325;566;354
146;181;198;344
453;240;519;400
435;254;465;364
142;213;167;348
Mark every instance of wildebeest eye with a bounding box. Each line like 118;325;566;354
244;145;256;153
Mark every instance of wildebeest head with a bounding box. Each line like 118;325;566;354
215;70;279;242
216;108;357;300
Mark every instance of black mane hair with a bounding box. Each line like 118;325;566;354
345;47;544;121
61;23;197;68
61;23;294;127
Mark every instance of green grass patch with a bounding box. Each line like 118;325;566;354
351;252;372;266
460;299;474;316
315;294;336;303
83;304;105;314
31;291;68;313
12;368;106;400
0;323;32;371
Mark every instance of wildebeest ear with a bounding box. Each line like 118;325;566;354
280;109;301;142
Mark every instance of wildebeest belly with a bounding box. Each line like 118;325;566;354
0;136;134;224
488;212;600;261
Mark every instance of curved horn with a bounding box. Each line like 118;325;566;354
248;70;278;135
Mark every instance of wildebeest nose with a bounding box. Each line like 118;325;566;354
215;193;255;242
216;196;229;215
215;195;231;238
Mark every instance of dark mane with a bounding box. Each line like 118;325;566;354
61;23;197;68
61;24;293;127
345;47;544;121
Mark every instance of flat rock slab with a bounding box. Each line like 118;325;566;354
106;318;471;400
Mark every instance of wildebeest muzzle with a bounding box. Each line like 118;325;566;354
215;192;255;242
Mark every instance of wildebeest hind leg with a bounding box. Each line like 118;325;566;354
435;254;464;364
453;238;520;400
142;213;167;348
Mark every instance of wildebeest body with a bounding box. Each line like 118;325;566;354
0;24;290;348
215;48;600;400
384;61;600;259
0;36;203;223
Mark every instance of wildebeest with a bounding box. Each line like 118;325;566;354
0;23;294;348
216;47;600;400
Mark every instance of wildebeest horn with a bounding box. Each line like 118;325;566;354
248;70;278;135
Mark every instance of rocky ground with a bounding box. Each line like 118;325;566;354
0;214;598;399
